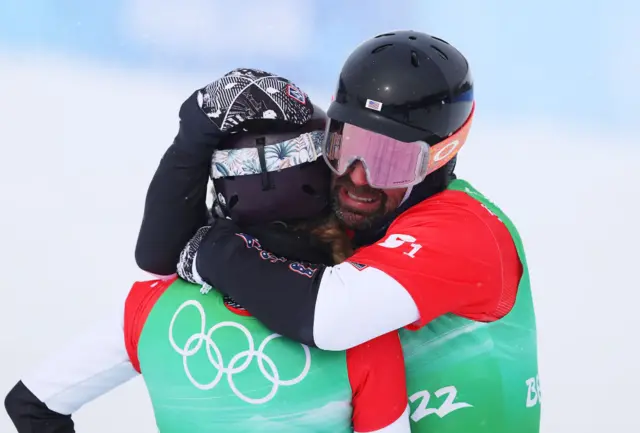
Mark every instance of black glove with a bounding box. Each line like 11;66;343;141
177;224;212;285
173;89;227;158
176;217;241;284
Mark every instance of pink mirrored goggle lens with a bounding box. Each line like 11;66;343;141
324;122;428;188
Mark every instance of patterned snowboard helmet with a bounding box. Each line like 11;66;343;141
207;69;331;225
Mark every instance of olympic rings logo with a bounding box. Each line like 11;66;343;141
168;300;312;405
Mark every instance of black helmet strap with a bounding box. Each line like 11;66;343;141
255;137;273;191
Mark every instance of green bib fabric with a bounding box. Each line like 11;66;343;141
138;279;352;433
400;179;541;433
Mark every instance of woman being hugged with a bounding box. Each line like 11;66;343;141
4;69;410;433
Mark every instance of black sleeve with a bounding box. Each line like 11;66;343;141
5;381;74;433
195;219;326;347
134;128;212;275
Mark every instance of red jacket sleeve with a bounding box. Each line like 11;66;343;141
347;331;408;432
348;189;522;329
123;277;176;372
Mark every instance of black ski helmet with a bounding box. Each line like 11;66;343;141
326;31;475;245
328;30;474;149
211;105;331;225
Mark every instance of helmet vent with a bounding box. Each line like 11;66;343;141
409;35;417;40
431;36;451;45
372;44;393;54
410;50;420;67
431;45;448;60
375;32;396;38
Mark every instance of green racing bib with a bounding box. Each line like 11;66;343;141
399;179;541;433
137;280;353;433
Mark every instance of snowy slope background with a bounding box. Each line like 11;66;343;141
1;1;639;432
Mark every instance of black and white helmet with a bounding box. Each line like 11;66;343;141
210;103;331;225
196;68;333;225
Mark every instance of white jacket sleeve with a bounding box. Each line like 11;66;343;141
21;306;139;415
313;263;420;350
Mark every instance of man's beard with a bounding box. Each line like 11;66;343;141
330;178;389;230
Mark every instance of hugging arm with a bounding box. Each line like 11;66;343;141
134;88;227;276
134;137;211;276
181;194;515;351
180;221;420;351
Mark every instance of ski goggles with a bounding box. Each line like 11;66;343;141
322;104;474;189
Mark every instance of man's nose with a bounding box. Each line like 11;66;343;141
348;161;369;186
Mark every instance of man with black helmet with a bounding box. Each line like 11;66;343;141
137;33;541;432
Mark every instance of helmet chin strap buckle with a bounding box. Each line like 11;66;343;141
255;137;273;191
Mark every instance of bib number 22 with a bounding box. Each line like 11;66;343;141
409;385;473;421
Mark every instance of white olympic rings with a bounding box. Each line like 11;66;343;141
168;299;312;404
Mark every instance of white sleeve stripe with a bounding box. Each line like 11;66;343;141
312;264;419;351
355;405;411;433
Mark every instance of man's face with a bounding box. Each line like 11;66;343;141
331;161;407;230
